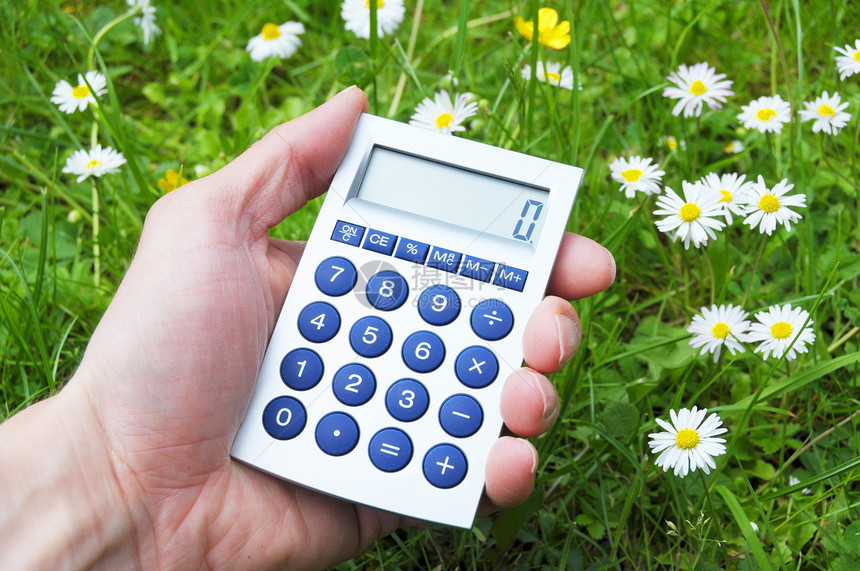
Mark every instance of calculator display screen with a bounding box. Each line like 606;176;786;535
357;147;549;245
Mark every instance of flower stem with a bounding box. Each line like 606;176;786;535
742;234;767;306
87;8;140;69
91;180;100;289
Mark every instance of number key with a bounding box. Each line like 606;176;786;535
333;363;376;406
385;379;429;422
298;302;340;342
315;257;357;297
417;285;461;326
366;270;409;311
402;331;445;373
349;316;393;358
280;348;324;390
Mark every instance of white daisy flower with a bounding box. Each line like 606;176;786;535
723;140;744;154
409;90;478;135
50;71;107;114
663;62;734;118
833;39;860;80
245;21;305;62
341;0;405;40
521;61;580;90
126;0;161;45
747;303;816;361
737;95;791;134
648;406;728;477
653;181;725;249
608;156;665;198
697;172;753;225
62;144;127;183
688;304;751;362
798;91;851;135
739;176;806;235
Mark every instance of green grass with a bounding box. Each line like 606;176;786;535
2;0;860;568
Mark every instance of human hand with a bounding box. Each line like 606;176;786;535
0;87;614;570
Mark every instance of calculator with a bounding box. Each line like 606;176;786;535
231;113;582;528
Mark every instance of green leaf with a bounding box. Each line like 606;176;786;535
714;486;771;571
787;522;816;552
748;460;776;481
844;521;860;555
730;352;860;410
599;400;639;439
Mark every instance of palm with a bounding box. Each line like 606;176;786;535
76;182;398;568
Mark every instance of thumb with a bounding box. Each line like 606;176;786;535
213;86;368;228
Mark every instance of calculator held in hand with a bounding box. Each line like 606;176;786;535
231;113;582;528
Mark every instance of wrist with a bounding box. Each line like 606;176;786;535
0;378;142;570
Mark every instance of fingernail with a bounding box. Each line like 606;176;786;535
519;438;539;474
555;313;580;368
605;246;616;283
528;371;558;423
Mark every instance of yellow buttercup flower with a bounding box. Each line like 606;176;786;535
515;8;570;50
158;169;190;193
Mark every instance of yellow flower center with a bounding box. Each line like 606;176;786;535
718;190;732;203
689;80;707;95
711;322;730;339
675;428;700;450
435;112;453;129
818;103;835;117
854;52;860;63
758;193;780;213
261;23;281;40
679;203;701;222
72;84;91;99
770;321;793;339
86;159;101;170
365;0;385;7
621;169;642;182
667;138;678;150
756;108;777;121
546;71;561;83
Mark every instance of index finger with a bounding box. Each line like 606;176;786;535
547;233;616;300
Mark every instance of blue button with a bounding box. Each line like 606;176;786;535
460;255;495;283
349;316;393;358
331;220;366;247
454;346;499;388
298;302;341;343
386;379;429;422
394;238;430;264
493;264;528;292
368;428;413;472
280;348;324;390
423;444;468;489
439;394;483;437
362;228;397;256
402;331;445;373
417;285;461;326
366;270;409;311
427;246;462;273
315;257;357;297
470;299;514;341
315;412;359;456
262;397;306;440
332;363;376;406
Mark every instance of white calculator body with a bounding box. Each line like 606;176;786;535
231;113;581;528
